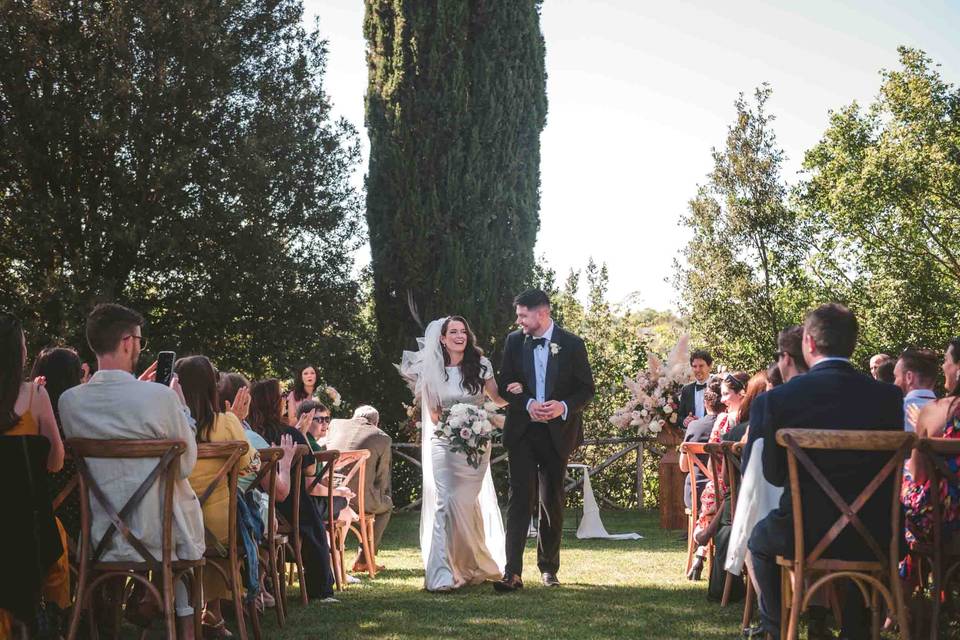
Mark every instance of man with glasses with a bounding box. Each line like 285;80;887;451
327;405;393;573
59;303;204;639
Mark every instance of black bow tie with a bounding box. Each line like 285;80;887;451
694;382;707;391
530;336;547;348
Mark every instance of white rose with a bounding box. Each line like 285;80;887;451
649;421;662;434
663;405;673;414
472;422;483;434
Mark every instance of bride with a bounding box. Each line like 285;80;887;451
399;316;510;591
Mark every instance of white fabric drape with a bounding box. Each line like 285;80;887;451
574;466;643;540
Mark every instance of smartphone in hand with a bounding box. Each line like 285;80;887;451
155;351;176;385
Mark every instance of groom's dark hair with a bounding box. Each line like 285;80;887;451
514;289;551;309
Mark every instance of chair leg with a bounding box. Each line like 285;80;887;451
276;545;288;619
329;529;343;591
247;597;261;640
267;545;285;628
786;569;802;640
721;571;734;607
366;517;378;577
162;567;177;640
741;571;755;631
295;539;308;605
870;586;881;640
192;567;203;640
780;566;790;640
359;518;375;579
685;514;695;574
230;560;248;640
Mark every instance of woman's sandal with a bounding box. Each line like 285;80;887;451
201;616;234;639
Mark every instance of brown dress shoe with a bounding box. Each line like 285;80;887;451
493;573;523;593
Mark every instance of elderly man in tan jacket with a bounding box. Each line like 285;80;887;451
326;405;393;572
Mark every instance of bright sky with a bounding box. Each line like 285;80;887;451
305;0;960;310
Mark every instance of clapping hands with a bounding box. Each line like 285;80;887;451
295;409;316;435
225;386;251;422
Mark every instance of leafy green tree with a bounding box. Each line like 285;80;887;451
802;47;960;359
0;1;366;390
674;85;815;370
363;0;548;381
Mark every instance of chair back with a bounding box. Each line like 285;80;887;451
246;447;283;543
66;438;187;569
309;450;342;533
277;444;311;536
333;449;371;515
775;429;915;572
195;441;249;554
721;442;744;516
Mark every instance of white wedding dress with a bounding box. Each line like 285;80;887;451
399;320;506;591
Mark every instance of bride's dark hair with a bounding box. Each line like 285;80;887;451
441;316;487;396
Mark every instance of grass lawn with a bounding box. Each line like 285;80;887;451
263;509;745;639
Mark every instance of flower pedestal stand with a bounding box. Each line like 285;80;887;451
657;424;687;529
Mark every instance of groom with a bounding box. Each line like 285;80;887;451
495;289;595;592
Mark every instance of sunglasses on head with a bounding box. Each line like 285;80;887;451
724;373;745;392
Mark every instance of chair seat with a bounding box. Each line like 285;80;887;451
776;555;884;573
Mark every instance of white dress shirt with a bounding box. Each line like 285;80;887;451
903;388;936;432
526;322;568;421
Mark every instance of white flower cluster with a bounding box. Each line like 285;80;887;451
324;385;342;408
610;334;694;437
435;402;501;469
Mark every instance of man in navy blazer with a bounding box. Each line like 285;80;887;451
747;304;903;640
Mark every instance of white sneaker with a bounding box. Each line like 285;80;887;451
319;596;340;603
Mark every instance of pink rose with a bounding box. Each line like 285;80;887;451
459;428;473;440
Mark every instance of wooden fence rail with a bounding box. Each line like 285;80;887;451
391;435;658;512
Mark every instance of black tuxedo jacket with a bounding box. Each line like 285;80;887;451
756;359;903;560
498;325;595;460
678;381;701;423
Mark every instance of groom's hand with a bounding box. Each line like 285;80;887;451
540;400;566;421
527;400;549;423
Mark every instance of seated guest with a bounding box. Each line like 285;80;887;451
327;405;394;573
748;304;903;640
0;313;69;637
900;339;960;579
704;370;768;601
31;346;84;539
894;348;938;432
875;359;895;384
744;325;808;468
248;379;338;602
870;352;892;381
766;362;783;390
687;372;748;580
298;399;332;453
176;356;256;637
58;303;204;639
680;379;723;510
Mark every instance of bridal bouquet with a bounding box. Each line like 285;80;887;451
435;403;500;469
610;334;694;437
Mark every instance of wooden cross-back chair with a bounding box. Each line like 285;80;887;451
679;441;720;575
711;441;749;610
307;450;342;589
52;462;80;582
913;437;960;640
65;439;204;640
327;449;377;581
245;447;285;632
195;441;251;640
277;444;311;606
775;429;914;640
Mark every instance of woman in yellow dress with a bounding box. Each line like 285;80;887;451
175;356;255;639
0;312;68;637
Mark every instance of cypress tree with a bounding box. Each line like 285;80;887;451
364;1;547;367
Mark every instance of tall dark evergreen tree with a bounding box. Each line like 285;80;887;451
364;1;548;370
0;1;368;392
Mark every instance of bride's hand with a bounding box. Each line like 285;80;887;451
506;382;523;395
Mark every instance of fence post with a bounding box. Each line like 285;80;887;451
635;442;644;509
